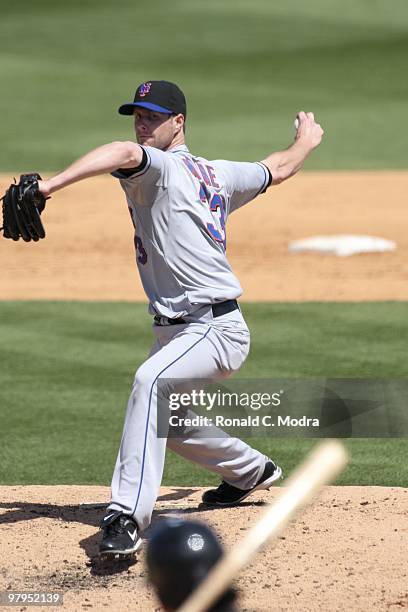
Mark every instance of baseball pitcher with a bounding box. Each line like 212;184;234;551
11;80;323;557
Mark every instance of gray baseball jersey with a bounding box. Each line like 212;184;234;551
113;145;270;318
108;144;275;532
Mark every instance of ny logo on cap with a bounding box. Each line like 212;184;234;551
139;82;152;97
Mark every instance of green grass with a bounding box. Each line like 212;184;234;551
0;0;408;169
0;301;407;487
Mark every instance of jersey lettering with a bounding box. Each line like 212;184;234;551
182;156;219;189
196;162;211;186
181;156;202;181
206;165;220;189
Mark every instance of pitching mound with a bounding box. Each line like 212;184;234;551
0;485;407;611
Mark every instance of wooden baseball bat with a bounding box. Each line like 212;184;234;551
177;440;348;612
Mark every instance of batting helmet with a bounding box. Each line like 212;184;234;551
146;518;237;611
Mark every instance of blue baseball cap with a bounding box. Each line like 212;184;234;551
118;80;187;117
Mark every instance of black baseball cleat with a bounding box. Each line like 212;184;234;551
99;510;142;558
202;460;283;507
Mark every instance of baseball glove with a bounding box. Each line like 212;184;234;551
1;173;48;242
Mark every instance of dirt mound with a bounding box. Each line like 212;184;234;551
1;485;407;611
1;172;407;301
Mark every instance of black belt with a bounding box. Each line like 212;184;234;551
212;299;239;317
154;299;239;326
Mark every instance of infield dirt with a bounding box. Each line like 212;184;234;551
1;172;407;301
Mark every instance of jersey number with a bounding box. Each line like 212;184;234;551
128;207;148;265
134;235;147;265
200;185;226;250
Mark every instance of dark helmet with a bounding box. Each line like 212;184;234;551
146;518;236;611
